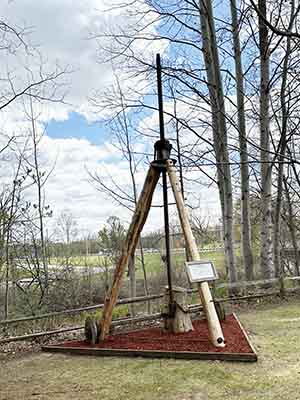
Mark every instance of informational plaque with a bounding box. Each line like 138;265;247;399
185;261;218;283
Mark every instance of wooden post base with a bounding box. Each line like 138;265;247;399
163;286;194;333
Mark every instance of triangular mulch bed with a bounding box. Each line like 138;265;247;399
42;313;257;362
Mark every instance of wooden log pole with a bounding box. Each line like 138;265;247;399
167;160;225;347
99;165;160;340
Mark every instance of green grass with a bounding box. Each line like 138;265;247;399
52;250;226;279
2;299;300;400
49;255;106;267
5;242;297;398
134;250;226;283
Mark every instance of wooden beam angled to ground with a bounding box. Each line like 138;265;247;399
99;165;160;340
166;160;225;347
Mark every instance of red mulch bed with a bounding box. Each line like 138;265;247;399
55;314;254;354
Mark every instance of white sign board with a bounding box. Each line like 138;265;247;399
185;261;218;284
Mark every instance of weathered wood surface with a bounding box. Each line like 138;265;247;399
167;160;225;347
42;346;257;362
99;165;160;340
164;286;193;333
233;312;257;357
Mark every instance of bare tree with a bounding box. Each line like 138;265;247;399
199;0;237;285
283;174;299;276
56;210;78;245
258;0;274;279
3;158;24;317
230;0;254;280
89;78;151;314
272;35;292;278
26;94;50;290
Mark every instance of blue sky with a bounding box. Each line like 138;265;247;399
46;112;107;145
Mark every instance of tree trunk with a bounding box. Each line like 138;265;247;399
29;95;48;292
119;85;146;316
283;176;299;276
199;0;237;285
4;255;9;319
273;7;292;278
4;164;22;318
139;239;151;314
171;85;191;262
259;0;274;279
230;0;254;280
128;254;136;316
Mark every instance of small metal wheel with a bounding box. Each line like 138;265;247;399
215;301;226;321
84;316;99;345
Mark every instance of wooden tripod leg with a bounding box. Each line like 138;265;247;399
99;165;160;340
166;160;225;347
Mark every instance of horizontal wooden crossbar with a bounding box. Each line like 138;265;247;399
2;283;300;326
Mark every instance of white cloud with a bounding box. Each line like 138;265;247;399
0;0;169;124
0;0;114;122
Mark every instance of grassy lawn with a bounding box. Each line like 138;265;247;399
1;299;300;400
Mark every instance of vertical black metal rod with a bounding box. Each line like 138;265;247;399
156;54;165;142
162;169;174;309
156;54;174;311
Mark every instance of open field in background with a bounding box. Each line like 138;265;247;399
1;299;300;400
49;255;106;267
49;246;264;284
49;250;227;278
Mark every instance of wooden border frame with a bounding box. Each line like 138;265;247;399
42;346;257;362
233;313;257;356
42;315;257;362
